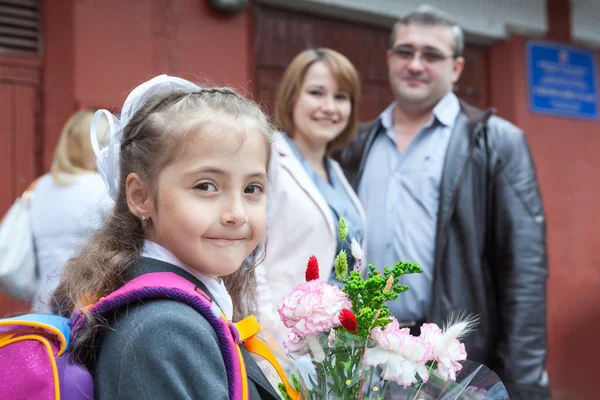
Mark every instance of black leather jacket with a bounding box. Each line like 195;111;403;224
334;102;551;399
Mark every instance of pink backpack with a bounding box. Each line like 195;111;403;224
0;272;298;399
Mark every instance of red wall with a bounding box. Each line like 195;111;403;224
0;0;253;318
42;0;76;174
0;56;41;317
42;0;253;170
490;35;600;400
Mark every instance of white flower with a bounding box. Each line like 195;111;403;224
282;330;308;356
350;238;364;272
350;238;363;260
306;335;326;363
420;322;469;381
364;319;430;388
277;280;352;337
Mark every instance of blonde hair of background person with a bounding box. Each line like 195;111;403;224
51;109;99;185
30;109;113;312
256;48;367;354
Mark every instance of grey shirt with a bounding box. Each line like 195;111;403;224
358;93;460;321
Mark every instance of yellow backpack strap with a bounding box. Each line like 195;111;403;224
235;316;300;400
224;314;250;400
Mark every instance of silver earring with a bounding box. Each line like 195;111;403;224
141;216;148;229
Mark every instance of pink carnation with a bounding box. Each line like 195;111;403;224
419;323;467;381
282;330;308;356
364;319;430;388
278;280;351;337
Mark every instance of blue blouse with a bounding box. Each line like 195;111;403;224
284;135;364;283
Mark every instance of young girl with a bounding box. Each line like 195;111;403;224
50;75;280;399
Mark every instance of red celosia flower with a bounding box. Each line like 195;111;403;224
305;255;320;282
339;308;358;334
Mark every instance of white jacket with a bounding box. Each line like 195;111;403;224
30;173;113;312
256;134;366;348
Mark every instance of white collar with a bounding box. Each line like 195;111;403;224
140;240;234;320
380;102;396;131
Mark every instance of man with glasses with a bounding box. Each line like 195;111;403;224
334;5;550;399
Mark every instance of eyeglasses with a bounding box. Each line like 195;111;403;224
390;46;456;64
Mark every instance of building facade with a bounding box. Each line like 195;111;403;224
1;1;598;398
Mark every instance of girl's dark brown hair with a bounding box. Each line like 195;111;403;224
50;86;274;355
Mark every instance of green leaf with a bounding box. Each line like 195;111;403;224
278;383;292;400
335;250;349;282
291;373;300;391
338;217;348;243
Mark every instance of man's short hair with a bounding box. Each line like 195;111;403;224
389;5;464;58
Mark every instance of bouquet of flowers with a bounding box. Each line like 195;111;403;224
276;218;507;400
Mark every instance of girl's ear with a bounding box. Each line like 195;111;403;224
126;172;153;218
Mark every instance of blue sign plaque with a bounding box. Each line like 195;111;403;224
527;41;597;120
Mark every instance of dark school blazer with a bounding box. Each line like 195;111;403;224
91;257;281;400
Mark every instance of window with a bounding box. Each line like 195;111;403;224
0;0;40;57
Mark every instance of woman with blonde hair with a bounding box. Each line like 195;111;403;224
30;109;112;312
256;48;367;348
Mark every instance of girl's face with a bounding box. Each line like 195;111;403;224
147;119;269;277
291;61;352;150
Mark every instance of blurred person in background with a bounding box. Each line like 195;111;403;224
31;109;112;312
334;5;550;399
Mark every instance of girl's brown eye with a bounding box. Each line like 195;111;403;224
244;184;263;195
195;182;217;192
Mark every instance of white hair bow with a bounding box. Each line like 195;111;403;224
90;74;201;200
